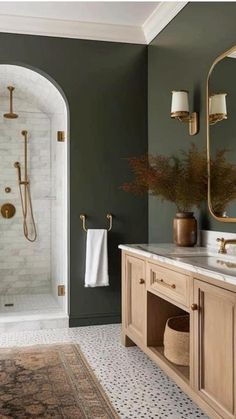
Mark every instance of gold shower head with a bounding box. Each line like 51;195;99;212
4;86;18;119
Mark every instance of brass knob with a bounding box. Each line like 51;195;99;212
171;284;176;289
139;278;145;284
1;203;16;219
191;303;198;311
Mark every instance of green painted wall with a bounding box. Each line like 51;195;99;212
0;32;148;325
148;2;236;242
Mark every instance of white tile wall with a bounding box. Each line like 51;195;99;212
0;99;51;295
201;230;236;254
0;65;68;316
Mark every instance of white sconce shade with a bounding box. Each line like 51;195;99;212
209;93;227;117
170;89;198;135
171;90;189;118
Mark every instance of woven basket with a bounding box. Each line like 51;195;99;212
163;315;190;366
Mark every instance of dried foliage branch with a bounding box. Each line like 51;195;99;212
210;150;236;213
121;144;236;214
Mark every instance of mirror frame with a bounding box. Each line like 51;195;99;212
207;44;236;222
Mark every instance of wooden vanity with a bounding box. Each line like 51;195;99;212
120;246;236;419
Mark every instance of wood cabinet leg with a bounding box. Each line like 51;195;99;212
122;333;136;347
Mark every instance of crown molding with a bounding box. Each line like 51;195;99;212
228;51;236;59
0;2;188;45
143;2;188;44
0;14;146;44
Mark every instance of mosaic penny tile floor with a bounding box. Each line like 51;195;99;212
0;324;208;418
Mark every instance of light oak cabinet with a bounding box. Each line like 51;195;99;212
193;279;236;419
121;250;236;419
122;254;146;345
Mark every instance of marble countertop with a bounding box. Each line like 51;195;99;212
118;243;236;286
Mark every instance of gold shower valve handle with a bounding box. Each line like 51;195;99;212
1;203;16;219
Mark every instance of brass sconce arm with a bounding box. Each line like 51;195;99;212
177;112;198;136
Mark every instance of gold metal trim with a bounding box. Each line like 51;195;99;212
80;213;113;232
171;111;198;135
1;203;16;219
216;237;236;254
14;131;37;241
4;86;18;119
207;44;236;223
189;112;198;136
57;131;65;142
171;111;189;119
58;285;65;296
209;113;227;125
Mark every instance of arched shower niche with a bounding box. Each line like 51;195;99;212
0;65;69;331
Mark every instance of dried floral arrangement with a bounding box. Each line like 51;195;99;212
121;145;236;214
210;150;236;214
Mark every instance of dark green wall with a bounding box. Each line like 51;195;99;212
148;2;236;241
0;32;148;325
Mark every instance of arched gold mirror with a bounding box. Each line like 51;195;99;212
207;45;236;222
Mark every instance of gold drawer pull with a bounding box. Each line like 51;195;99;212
154;278;176;289
191;303;198;311
139;278;145;284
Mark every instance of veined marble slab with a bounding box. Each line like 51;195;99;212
118;243;236;287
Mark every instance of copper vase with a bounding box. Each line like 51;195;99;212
173;212;197;247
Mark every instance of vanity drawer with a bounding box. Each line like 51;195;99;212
147;262;189;307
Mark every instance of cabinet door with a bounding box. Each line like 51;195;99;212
124;255;146;344
193;279;236;419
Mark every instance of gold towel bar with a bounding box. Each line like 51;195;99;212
80;213;113;232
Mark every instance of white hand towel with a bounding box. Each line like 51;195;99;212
85;229;109;287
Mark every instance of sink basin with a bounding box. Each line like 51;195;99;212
134;244;236;277
174;255;236;276
136;244;210;258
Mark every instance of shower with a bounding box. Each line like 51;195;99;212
14;130;37;242
0;65;68;330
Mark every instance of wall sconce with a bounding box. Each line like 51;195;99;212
171;90;198;136
209;93;227;125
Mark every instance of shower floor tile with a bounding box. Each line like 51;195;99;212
0;294;68;331
0;293;61;314
0;324;208;418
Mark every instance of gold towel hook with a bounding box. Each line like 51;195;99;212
80;214;87;232
107;213;112;231
80;214;113;232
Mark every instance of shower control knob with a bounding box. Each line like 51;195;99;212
1;203;15;219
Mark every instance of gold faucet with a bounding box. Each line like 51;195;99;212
217;237;236;254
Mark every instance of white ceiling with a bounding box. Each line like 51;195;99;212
0;2;158;27
0;1;187;45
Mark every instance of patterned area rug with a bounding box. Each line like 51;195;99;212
0;343;119;418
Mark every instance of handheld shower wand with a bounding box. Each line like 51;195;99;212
14;130;37;242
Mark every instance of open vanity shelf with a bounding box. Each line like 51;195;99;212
146;292;190;383
121;249;236;419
